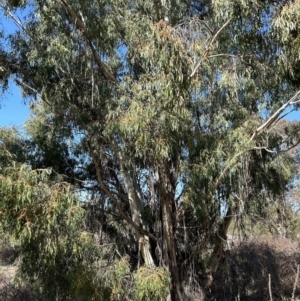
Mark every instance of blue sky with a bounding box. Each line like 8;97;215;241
0;82;30;127
0;8;30;127
285;110;300;121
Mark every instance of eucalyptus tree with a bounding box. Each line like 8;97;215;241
1;0;300;300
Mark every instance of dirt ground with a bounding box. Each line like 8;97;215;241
0;244;17;288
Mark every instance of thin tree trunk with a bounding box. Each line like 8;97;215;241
159;167;183;301
88;140;156;266
123;172;155;267
205;206;234;289
111;139;155;267
162;195;183;301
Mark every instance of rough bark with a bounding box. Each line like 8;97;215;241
158;166;183;301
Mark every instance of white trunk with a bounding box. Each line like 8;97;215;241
113;141;155;267
124;171;155;267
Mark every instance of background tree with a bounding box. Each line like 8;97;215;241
0;0;300;300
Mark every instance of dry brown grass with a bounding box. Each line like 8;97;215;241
210;236;300;301
0;237;299;300
0;241;40;301
0;242;18;289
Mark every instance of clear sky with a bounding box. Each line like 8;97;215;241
0;8;30;127
285;108;300;121
0;82;30;127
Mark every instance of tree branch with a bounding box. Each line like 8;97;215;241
252;146;277;153
153;0;161;21
214;90;300;189
190;19;231;78
59;0;116;83
87;140;157;242
251;90;300;140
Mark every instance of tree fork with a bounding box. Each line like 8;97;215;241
87;140;157;244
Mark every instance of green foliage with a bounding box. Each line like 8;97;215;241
105;256;131;300
0;127;28;166
273;1;300;85
6;0;29;9
0;0;300;299
0;162;99;299
134;267;170;301
107;22;192;159
24;101;81;181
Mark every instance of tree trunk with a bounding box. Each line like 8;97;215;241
205;206;234;289
113;141;155;267
159;167;183;301
124;171;155;267
162;195;183;301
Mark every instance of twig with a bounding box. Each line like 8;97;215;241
252;147;277;154
291;265;299;301
277;137;300;154
4;10;29;36
269;274;273;301
14;77;41;97
190;19;231;78
153;0;160;21
207;53;239;59
197;19;214;34
59;0;116;83
208;19;232;52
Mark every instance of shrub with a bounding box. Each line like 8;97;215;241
134;267;170;301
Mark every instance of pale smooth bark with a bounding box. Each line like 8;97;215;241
87;141;156;244
205;206;234;288
123;171;155;267
111;139;155;267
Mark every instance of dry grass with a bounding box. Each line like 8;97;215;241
0;237;299;300
0;242;18;289
0;241;39;301
210;236;300;301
